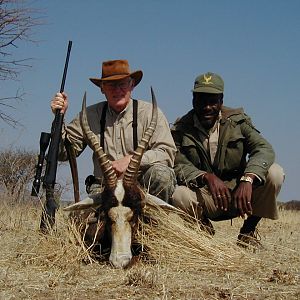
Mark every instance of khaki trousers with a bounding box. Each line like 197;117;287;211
89;164;176;203
172;163;285;221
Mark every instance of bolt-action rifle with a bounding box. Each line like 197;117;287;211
31;41;79;232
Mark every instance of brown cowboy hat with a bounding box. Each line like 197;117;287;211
89;59;143;88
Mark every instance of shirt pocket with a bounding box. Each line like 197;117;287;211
181;139;206;168
224;133;246;169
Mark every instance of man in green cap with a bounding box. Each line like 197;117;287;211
171;72;284;247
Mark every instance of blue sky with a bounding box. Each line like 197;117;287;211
1;0;299;201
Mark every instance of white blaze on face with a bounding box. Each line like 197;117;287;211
108;180;133;268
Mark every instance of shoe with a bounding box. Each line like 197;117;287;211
237;229;263;249
199;217;215;236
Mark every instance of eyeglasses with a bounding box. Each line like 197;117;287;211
102;79;133;90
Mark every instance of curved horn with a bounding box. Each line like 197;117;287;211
123;87;158;187
63;194;103;211
80;92;117;189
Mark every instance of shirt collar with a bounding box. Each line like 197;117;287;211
107;98;132;118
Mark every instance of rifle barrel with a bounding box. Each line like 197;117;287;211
44;41;73;187
60;41;72;93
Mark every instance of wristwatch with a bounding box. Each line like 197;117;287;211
240;175;253;184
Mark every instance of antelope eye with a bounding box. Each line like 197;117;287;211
108;208;118;222
126;210;134;221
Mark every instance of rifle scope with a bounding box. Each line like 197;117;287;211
31;132;51;196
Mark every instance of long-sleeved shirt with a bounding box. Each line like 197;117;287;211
59;98;176;178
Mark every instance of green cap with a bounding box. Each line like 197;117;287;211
192;72;224;94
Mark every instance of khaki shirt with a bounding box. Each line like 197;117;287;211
193;112;221;163
60;98;176;178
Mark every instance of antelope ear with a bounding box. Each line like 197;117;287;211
145;194;176;210
63;193;103;211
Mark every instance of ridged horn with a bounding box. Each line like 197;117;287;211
80;92;117;189
123;87;158;187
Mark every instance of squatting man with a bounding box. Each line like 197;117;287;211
171;72;285;246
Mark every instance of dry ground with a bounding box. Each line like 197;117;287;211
0;198;299;300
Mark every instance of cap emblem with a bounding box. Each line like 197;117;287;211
202;74;213;85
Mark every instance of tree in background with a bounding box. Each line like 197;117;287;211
0;147;36;202
0;0;41;126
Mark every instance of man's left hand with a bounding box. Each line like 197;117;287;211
111;155;132;178
232;182;253;217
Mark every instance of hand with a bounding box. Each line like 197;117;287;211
232;182;253;217
203;173;231;211
111;155;132;178
51;92;68;114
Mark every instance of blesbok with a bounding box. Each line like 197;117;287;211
64;88;173;268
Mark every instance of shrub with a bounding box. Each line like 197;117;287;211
0;147;36;202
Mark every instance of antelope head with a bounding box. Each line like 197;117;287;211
67;88;158;268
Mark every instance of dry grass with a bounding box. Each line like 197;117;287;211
0;198;299;300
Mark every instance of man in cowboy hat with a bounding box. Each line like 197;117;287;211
171;72;284;247
51;59;176;201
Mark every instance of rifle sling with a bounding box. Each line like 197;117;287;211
132;99;138;150
64;137;80;203
100;99;138;150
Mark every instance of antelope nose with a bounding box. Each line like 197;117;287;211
110;253;132;269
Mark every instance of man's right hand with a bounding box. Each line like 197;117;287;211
203;173;231;211
51;92;68;114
